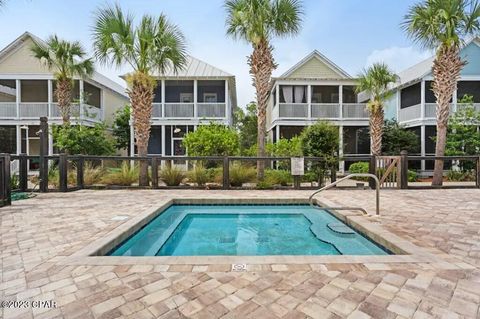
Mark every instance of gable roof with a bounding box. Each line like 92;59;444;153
278;50;351;80
0;32;128;98
393;37;480;89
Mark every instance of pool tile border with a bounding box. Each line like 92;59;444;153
61;197;459;270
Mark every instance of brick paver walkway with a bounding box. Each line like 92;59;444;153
1;189;479;318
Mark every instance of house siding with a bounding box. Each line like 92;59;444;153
0;38;51;74
287;58;341;79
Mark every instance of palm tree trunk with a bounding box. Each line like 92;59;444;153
56;79;73;125
249;39;276;180
369;103;384;156
431;45;465;186
128;74;154;187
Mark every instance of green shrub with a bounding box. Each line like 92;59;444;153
160;166;186;186
182;123;239;156
446;170;475;181
408;170;418;182
188;164;209;186
102;162;139;186
10;174;19;190
348;162;369;181
229;164;256;187
52;123;116;155
256;180;273;189
264;169;292;186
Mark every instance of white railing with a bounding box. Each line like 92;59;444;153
82;104;102;122
164;103;194;118
0;102;17;118
152;103;162;118
425;103;455;118
197;103;226;118
50;103;81;119
311;103;340;119
342;103;369;119
398;104;421;122
19;103;49;118
279;103;308;118
453;103;480;113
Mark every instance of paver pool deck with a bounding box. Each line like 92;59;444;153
1;189;479;319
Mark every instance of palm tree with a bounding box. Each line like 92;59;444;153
31;35;94;124
92;4;187;186
356;63;398;156
403;0;480;186
225;0;303;179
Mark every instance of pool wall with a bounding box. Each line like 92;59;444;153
65;197;441;267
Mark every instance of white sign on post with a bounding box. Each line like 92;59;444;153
291;157;305;176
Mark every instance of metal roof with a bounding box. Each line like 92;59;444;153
0;32;128;98
152;55;234;78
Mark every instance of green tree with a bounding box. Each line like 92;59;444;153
382;119;419;155
300;122;339;185
182;123;239;156
112;105;131;152
403;0;480;186
266;137;302;157
225;0;303;179
52;123;115;155
92;4;187;186
233;102;258;154
31;35;94;124
356;63;397;156
446;95;480;170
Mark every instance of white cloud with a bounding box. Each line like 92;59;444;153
365;46;431;73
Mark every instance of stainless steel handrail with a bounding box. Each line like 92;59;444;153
308;173;380;216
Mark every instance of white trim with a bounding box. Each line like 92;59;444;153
193;79;198;117
15;79;20;118
161;80;165;118
339;125;344;173
161;125;165;156
307;85;312;119
16;125;21;155
420;80;425;120
280;50;351;79
420;125;426;171
339;85;343;119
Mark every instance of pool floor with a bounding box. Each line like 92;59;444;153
109;205;389;256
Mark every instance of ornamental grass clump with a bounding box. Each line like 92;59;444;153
102;162;138;186
160;165;186;186
228;163;256;187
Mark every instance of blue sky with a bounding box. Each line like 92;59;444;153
0;0;431;107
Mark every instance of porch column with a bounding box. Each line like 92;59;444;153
161;80;165;118
276;125;281;142
48;124;53;155
453;88;458;112
129;122;135;157
339;85;343;119
420;80;425;119
100;89;105;121
421;125;426;172
193;79;198;118
16;79;20;119
225;79;229;123
339;125;344;173
47;80;53;117
79;80;84;119
16;125;21;155
161;125;166;156
307;85;312;119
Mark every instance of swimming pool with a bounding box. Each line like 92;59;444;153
108;205;389;256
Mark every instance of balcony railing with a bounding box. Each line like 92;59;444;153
0;102;102;122
0;103;17;118
343;103;369;119
311;103;340;119
197;103;226;118
398;104;421;122
274;102;368;120
151;102;228;119
279;103;308;118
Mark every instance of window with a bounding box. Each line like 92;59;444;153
203;93;217;103
180;93;193;103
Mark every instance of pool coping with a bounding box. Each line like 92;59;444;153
61;197;451;268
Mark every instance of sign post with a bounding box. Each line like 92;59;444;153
291;157;305;190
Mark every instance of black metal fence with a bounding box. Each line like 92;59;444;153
1;152;480;207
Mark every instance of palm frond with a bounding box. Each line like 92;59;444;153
356;63;398;104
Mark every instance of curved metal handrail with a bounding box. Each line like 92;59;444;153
309;173;380;216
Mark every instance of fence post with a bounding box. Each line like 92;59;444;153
59;153;68;192
151;157;159;189
400;150;409;189
39;117;49;192
476;157;480;188
19;153;28;192
1;154;11;206
223;156;230;190
77;155;84;189
368;155;377;189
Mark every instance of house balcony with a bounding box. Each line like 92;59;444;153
273;102;369;121
0;102;102;122
152;102;227;119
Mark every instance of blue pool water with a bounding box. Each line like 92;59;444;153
109;205;389;256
